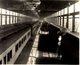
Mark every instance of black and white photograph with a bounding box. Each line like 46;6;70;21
0;0;79;65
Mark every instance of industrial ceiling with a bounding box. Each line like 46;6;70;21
0;0;78;18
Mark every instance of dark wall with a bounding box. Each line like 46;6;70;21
61;33;79;64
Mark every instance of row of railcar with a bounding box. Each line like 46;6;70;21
0;21;40;64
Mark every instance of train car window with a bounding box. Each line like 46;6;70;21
24;36;26;41
23;36;25;42
69;4;74;13
68;15;73;31
7;16;9;24
23;37;25;42
21;39;23;44
7;52;10;62
10;50;12;59
2;15;6;25
7;50;12;62
75;2;80;12
15;44;18;52
29;32;31;36
23;36;25;43
4;56;6;64
25;35;26;39
75;14;80;33
64;16;67;28
0;60;2;64
19;41;22;47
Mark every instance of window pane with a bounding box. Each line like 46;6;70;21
61;17;63;26
64;16;67;28
75;1;80;12
0;8;1;14
60;10;62;15
59;11;61;16
6;10;10;15
61;9;64;15
57;12;58;16
56;17;58;24
12;12;15;16
64;8;67;14
10;11;12;15
2;15;6;25
69;5;74;13
7;16;9;24
77;24;80;34
68;16;73;31
17;13;20;16
16;13;18;16
2;9;6;14
58;17;60;25
75;14;80;33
